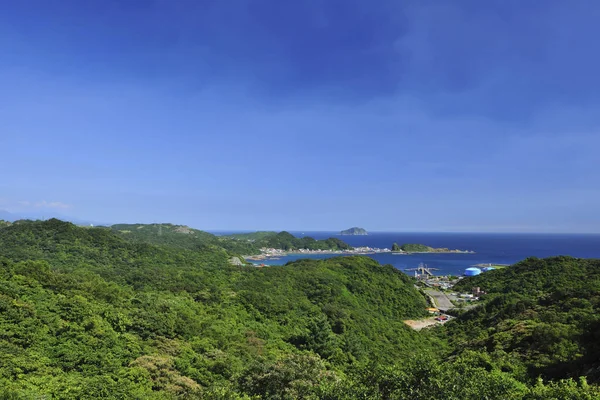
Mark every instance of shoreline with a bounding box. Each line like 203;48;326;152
245;247;475;261
244;247;390;260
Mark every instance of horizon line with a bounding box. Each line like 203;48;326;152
2;217;598;235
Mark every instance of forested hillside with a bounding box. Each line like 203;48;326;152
0;220;425;398
0;221;598;398
449;256;600;383
110;224;352;255
223;231;278;240
255;231;352;251
110;223;261;255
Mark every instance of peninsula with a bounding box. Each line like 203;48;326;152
391;243;474;254
340;227;368;235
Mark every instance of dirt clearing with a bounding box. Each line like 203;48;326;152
403;317;440;330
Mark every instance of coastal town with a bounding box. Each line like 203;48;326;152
404;272;487;331
245;246;391;261
245;243;475;261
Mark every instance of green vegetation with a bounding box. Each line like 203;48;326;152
449;256;600;383
395;243;470;253
340;227;368;235
0;221;598;398
0;220;422;398
227;230;353;252
109;223;261;256
109;225;352;256
257;231;352;251
399;243;433;252
224;231;278;241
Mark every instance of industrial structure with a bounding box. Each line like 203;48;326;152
464;267;482;276
406;263;440;278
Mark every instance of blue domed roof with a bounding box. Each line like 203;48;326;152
464;267;482;276
482;267;495;272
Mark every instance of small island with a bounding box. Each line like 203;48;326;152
391;243;474;254
340;227;368;235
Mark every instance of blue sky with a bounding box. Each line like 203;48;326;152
1;0;599;232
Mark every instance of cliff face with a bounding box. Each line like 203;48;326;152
340;227;368;235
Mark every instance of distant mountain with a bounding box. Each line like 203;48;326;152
340;227;368;235
0;209;106;226
0;210;16;221
222;231;278;240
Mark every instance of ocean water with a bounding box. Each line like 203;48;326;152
231;231;600;277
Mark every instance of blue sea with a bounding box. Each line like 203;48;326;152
216;231;600;277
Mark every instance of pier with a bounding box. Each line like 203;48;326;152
405;263;440;277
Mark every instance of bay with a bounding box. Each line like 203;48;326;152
221;231;600;277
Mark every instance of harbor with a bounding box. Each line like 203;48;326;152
239;231;584;278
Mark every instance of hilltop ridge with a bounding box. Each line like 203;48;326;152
108;224;353;255
109;222;257;255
